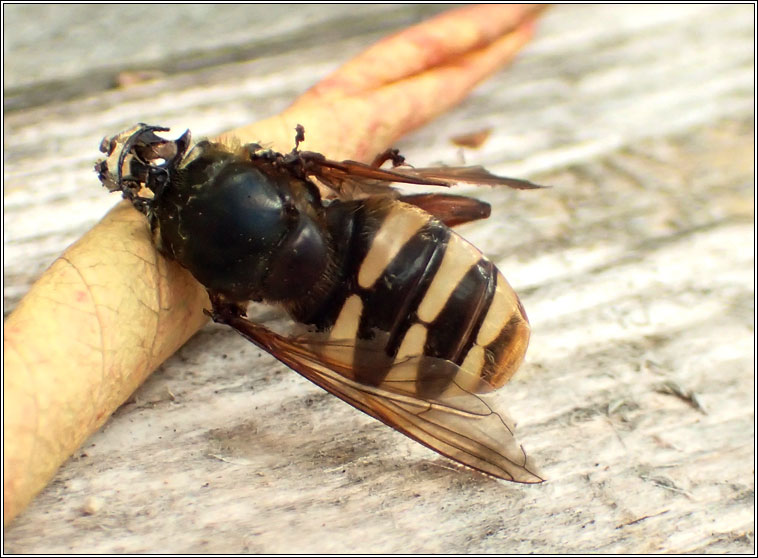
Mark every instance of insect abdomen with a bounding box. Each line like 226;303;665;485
308;199;530;396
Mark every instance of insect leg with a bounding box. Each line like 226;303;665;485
370;148;406;168
293;124;306;152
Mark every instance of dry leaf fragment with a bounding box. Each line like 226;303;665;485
451;128;494;149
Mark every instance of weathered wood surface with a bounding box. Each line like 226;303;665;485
3;4;754;553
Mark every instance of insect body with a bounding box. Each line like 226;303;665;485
96;123;544;483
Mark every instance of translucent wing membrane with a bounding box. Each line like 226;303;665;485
388;165;546;190
398;193;492;227
300;153;546;199
216;313;544;483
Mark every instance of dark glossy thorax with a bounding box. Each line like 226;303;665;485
152;141;329;303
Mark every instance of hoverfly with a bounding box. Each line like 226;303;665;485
96;123;545;483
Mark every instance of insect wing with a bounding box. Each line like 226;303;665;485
300;153;545;198
217;313;544;483
398;165;546;190
300;153;446;187
398;193;491;227
300;154;447;199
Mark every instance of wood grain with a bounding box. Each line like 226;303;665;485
3;4;753;553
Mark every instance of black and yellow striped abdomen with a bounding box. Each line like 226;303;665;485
300;198;530;397
97;123;544;482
